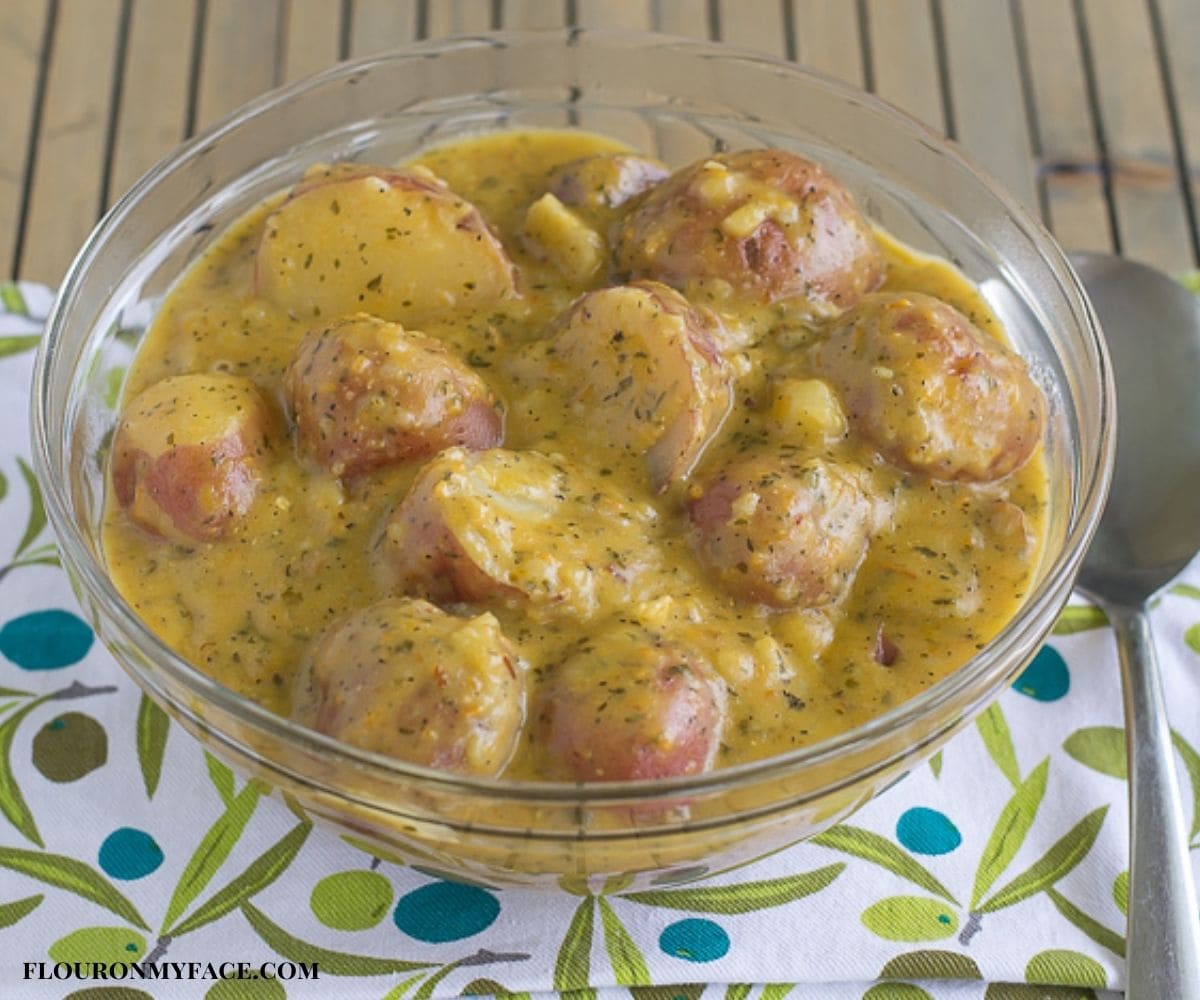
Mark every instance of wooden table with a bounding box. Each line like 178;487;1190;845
2;0;1197;287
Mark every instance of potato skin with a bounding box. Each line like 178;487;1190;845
547;281;734;491
111;373;274;543
537;622;726;781
285;313;502;479
689;454;874;609
612;149;886;315
546;154;668;216
379;447;657;619
813;291;1046;482
294;597;523;776
255;163;518;326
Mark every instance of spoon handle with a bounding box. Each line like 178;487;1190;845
1108;603;1200;997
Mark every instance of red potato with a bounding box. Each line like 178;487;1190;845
813;291;1046;482
537;621;727;781
547;281;734;491
546;153;669;216
294;597;523;776
255;163;518;326
690;454;874;609
379;447;657;619
285;313;502;479
111;373;274;543
613;149;886;316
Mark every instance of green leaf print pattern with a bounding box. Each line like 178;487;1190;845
554;895;595;996
134;694;169;799
976;703;1021;789
620;864;844;914
0;846;149;929
598;896;650;985
970;759;1049;909
241;901;433;976
0;893;42;930
160;779;266;932
0;457;59;581
1045;889;1125;958
810;827;956;904
813;702;1113;947
167;816;311;937
973;806;1107;915
1051;606;1108;635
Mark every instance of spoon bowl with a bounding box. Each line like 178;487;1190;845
1070;250;1200;998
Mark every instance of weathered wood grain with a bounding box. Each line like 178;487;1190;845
192;0;283;131
788;0;864;87
348;0;417;55
20;0;122;285
938;0;1038;212
861;0;944;133
106;0;195;207
0;0;50;279
279;0;342;84
1015;0;1112;251
1081;0;1192;270
1155;0;1200;265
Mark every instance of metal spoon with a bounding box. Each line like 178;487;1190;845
1070;251;1200;998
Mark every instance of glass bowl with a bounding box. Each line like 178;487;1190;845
30;29;1113;888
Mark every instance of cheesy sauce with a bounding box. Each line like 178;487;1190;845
102;129;1047;780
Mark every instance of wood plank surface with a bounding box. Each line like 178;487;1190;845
788;0;864;87
651;0;709;38
0;0;50;280
1155;0;1200;266
347;0;417;55
106;0;196;208
1080;0;1193;270
427;0;495;35
576;0;652;30
1016;0;1112;251
718;0;786;56
192;0;283;132
938;0;1038;213
279;0;343;84
8;0;1199;283
860;0;944;133
500;0;568;29
19;0;123;286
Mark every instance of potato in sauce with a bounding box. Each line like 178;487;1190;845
102;129;1047;782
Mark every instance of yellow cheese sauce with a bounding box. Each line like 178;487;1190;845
102;129;1047;780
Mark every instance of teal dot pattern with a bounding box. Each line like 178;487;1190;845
392;880;500;942
0;609;93;670
1012;644;1070;701
895;807;962;856
658;918;730;962
98;827;164;880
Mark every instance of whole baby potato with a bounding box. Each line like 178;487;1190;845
256;163;518;326
285;313;503;480
294;597;524;777
813;291;1045;482
689;454;876;609
613;149;886;316
546;281;734;492
111;372;275;543
536;621;727;781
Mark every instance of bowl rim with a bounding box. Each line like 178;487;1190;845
30;27;1115;808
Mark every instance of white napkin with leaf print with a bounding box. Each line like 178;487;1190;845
2;280;1198;1000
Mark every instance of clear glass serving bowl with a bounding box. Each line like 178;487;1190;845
31;30;1113;888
